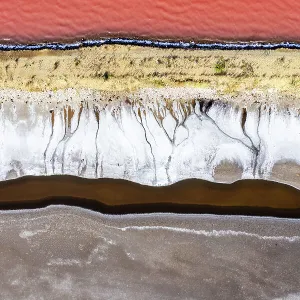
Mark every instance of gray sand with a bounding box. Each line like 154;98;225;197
0;205;299;300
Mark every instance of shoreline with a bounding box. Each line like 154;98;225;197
3;38;300;51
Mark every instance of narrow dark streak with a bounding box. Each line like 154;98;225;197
195;100;266;177
241;108;247;132
100;159;104;178
150;106;174;182
165;121;178;183
177;102;191;146
151;105;172;144
195;100;254;160
133;108;157;185
144;116;158;147
44;110;55;174
51;108;68;174
111;106;138;175
110;107;123;131
239;106;262;177
256;105;262;176
179;124;190;146
165;102;190;183
152;104;177;183
64;105;83;145
239;107;259;176
204;100;214;113
61;106;75;173
78;158;87;177
60;105;83;174
93;105;100;178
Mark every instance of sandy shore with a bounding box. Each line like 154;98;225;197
1;45;300;107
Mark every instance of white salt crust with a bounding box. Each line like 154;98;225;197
0;88;298;186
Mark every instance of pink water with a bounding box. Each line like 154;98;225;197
0;0;299;43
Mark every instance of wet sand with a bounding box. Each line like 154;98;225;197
1;176;300;217
0;205;299;300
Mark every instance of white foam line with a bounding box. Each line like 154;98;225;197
114;225;300;242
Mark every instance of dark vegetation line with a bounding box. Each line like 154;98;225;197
1;38;300;51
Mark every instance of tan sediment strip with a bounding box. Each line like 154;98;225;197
213;161;243;183
270;162;300;190
0;176;300;212
1;45;300;107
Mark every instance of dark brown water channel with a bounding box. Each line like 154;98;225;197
0;176;300;217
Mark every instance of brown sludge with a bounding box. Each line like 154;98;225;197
1;176;300;216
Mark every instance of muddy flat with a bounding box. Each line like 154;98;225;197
0;205;299;300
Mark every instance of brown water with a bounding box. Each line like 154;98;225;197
2;176;300;217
